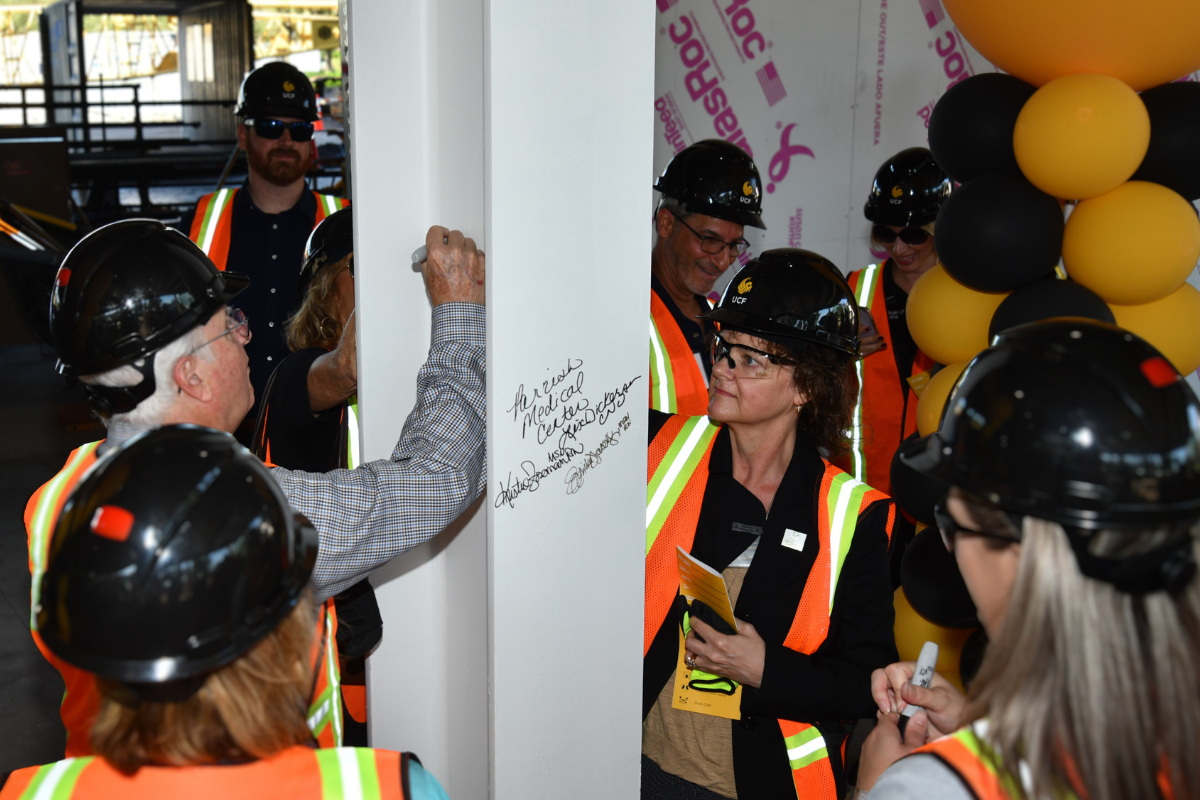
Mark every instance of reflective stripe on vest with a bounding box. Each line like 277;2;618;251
914;724;1022;800
645;415;892;800
849;264;881;483
347;398;360;470
14;757;92;800
648;289;709;417
308;603;344;747
315;748;386;800
27;442;101;629
189;191;348;271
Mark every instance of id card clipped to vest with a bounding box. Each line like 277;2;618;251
671;547;744;720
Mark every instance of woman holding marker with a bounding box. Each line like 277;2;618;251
854;319;1200;800
641;249;897;800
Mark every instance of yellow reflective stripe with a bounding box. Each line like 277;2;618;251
196;188;233;255
325;607;343;745
646;417;718;554
825;472;869;613
21;757;92;800
784;729;828;771
849;264;881;482
346;399;360;469
649;313;676;413
29;442;100;628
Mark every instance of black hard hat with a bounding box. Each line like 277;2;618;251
700;249;860;356
50;219;248;416
236;62;319;122
904;319;1200;593
654;140;766;229
37;425;319;701
298;206;352;296
863;147;953;228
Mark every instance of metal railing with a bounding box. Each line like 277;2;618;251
0;83;236;148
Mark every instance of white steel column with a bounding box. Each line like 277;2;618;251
485;1;653;797
347;0;653;795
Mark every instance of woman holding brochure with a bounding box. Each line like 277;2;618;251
642;249;898;800
853;319;1200;800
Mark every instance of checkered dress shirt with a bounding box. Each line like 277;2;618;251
273;302;486;597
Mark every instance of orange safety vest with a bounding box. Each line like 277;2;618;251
913;724;1027;800
645;415;894;800
0;746;415;800
846;263;935;496
649;287;710;417
24;442;344;755
189;189;348;270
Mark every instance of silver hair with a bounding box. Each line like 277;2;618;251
652;196;690;248
961;502;1200;800
81;325;214;429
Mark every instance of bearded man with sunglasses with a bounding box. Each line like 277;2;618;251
649;140;766;417
846;148;953;506
183;62;348;443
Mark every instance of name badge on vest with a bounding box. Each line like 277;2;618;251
781;528;808;552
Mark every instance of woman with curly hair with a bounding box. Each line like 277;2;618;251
641;250;898;800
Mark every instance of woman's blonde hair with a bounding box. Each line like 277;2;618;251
285;253;353;352
868;221;936;255
961;498;1200;800
90;592;317;774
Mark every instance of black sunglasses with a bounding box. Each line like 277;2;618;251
932;503;1022;552
872;224;930;246
246;118;315;142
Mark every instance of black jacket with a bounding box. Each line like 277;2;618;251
644;411;898;798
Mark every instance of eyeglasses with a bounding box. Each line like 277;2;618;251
245;118;315;142
711;335;796;380
932;503;1021;552
672;212;751;258
190;308;251;355
872;224;930;246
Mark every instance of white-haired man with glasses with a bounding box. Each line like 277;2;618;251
27;219;485;757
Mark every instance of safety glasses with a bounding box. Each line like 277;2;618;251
190;308;251;355
711;335;796;380
872;224;930;246
932;503;1021;552
245;118;315;142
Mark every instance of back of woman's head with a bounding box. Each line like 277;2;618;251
91;592;317;773
963;499;1200;800
286;252;353;351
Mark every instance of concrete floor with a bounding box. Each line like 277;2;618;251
0;345;103;774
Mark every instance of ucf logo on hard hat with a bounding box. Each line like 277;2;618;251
731;276;753;304
740;181;757;204
282;79;296;98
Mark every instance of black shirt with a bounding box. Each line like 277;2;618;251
182;185;319;428
882;262;919;391
258;347;344;473
644;411;898;798
651;273;715;376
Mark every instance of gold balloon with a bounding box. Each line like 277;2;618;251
1064;181;1200;305
1110;283;1200;375
917;361;970;437
907;266;1007;366
894;585;973;693
942;0;1200;91
1013;74;1150;200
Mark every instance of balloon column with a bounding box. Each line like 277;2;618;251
889;0;1200;659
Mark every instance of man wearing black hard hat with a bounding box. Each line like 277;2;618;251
649;139;766;417
26;218;485;757
183;62;349;443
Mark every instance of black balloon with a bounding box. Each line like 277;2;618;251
900;526;979;629
929;73;1036;184
1132;82;1200;201
935;174;1064;293
987;277;1115;340
889;433;946;527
